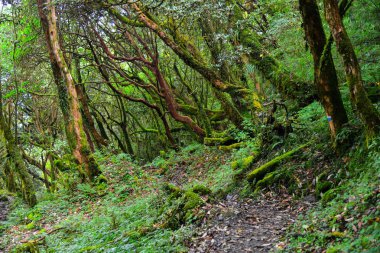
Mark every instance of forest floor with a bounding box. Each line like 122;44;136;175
0;198;9;222
189;193;315;253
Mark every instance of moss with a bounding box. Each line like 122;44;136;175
218;142;245;151
321;188;338;204
231;154;258;171
204;137;233;146
231;160;239;170
160;186;208;229
95;174;108;184
255;172;276;189
242;155;255;169
183;191;204;211
15;240;41;253
191;184;212;195
247;142;310;182
163;183;182;196
316;181;333;196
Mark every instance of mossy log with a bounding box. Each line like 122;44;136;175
219;142;246;151
247;142;311;183
204;137;235;146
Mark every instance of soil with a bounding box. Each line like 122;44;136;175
0;199;9;222
189;193;315;253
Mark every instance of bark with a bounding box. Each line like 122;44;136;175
0;89;37;206
116;96;134;156
324;0;380;135
108;3;248;97
87;39;178;147
154;67;206;138
74;56;108;148
299;0;348;138
37;0;101;180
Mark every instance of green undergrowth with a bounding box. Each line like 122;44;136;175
282;137;380;252
1;141;247;252
1;100;379;252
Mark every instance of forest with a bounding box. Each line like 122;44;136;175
0;0;379;252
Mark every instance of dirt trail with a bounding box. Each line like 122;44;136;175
189;194;313;252
0;198;9;222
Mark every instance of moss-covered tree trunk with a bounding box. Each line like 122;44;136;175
324;0;380;135
0;84;37;206
73;56;108;148
37;0;101;181
299;0;348;138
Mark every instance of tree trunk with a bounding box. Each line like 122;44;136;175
74;56;108;148
299;0;348;138
37;0;101;181
0;86;37;206
324;0;380;135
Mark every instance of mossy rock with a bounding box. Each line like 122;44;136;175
191;185;212;195
54;154;77;172
204;137;233;146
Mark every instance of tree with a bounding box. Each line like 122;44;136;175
324;0;380;136
37;0;102;181
299;0;348;138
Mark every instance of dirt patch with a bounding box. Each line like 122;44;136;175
0;199;9;222
189;193;314;252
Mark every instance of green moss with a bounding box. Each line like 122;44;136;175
231;160;239;170
231;154;258;171
191;185;212;195
204;137;232;146
15;240;41;253
219;142;245;151
95;174;108;184
247;142;310;182
163;183;183;198
255;172;276;189
316;181;333;196
183;191;204;211
242;155;255;169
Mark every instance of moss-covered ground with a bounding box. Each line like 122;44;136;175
0;100;379;252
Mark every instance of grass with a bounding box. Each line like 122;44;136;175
282;137;380;252
1;100;379;252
